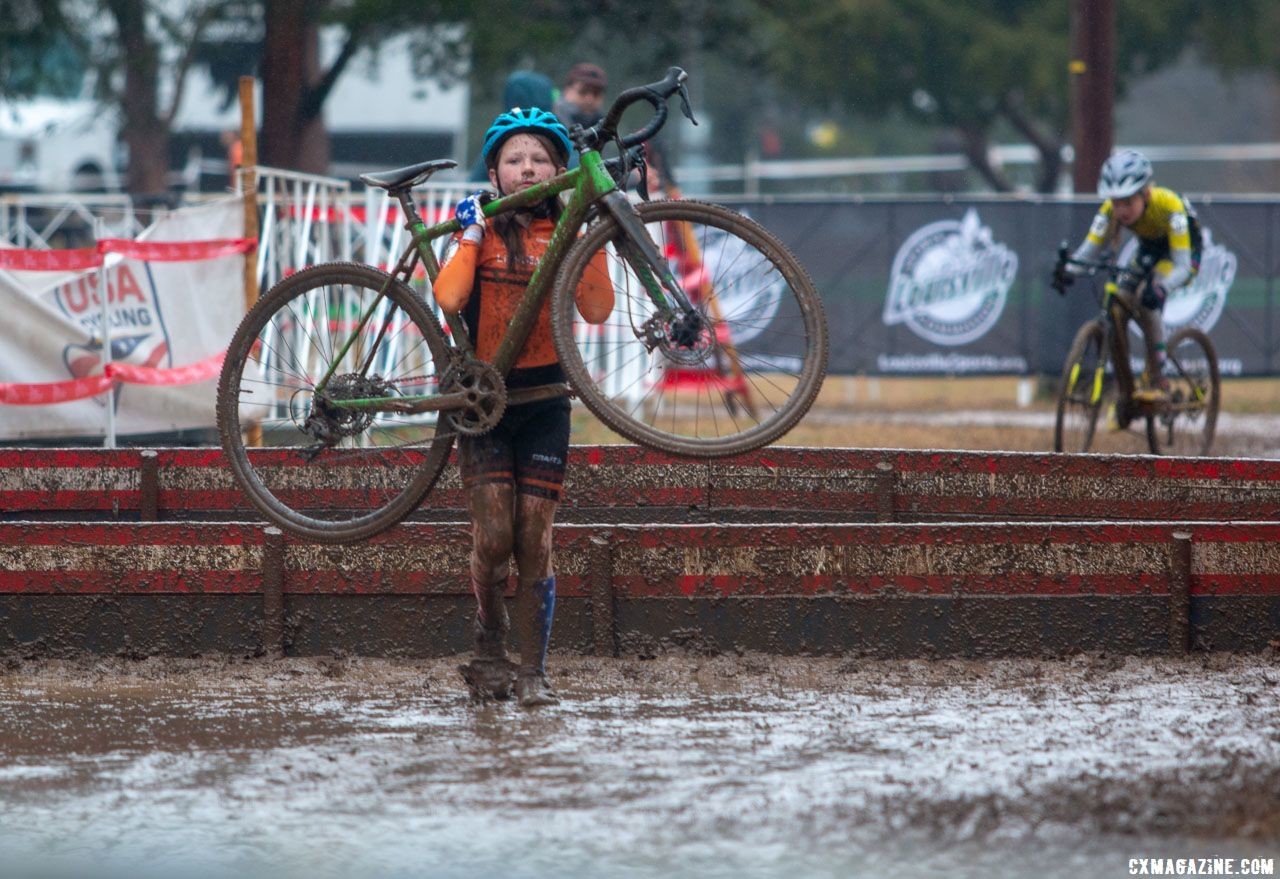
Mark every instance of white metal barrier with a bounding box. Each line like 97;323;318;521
0;193;144;248
251;174;649;420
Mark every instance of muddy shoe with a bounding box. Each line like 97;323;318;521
515;670;560;708
459;657;517;701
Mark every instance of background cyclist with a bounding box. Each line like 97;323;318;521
1054;148;1202;401
435;107;612;708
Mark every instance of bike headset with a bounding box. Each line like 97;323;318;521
480;107;572;168
1098;149;1153;200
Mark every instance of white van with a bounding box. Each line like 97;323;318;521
0;97;121;192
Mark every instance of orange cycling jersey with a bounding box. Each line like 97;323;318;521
434;217;613;370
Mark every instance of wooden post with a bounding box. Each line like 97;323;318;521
261;526;285;658
239;76;263;447
874;461;896;523
1070;0;1116;193
1168;531;1193;654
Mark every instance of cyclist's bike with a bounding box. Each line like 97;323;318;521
217;68;829;543
1051;245;1219;456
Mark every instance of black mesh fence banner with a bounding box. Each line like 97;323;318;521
721;196;1278;377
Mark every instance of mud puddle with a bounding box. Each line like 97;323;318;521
1;653;1278;878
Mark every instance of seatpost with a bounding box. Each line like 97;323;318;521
396;190;424;228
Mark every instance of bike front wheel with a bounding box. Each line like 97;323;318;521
551;200;828;457
1054;321;1110;452
1147;327;1220;456
216;262;454;543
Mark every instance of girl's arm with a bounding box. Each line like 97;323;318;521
574;248;614;324
434;237;480;314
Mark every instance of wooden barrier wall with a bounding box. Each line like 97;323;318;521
3;446;1280;523
2;520;1276;658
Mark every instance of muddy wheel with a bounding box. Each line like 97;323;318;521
216;262;454;543
1054;321;1110;453
1147;327;1220;456
550;199;828;458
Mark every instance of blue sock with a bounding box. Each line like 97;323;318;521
530;575;556;674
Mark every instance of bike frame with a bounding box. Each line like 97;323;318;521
316;149;694;417
1070;278;1141;410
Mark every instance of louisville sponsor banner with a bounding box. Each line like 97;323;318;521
731;198;1261;376
0;198;247;440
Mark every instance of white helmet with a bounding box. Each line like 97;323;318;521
1097;149;1153;199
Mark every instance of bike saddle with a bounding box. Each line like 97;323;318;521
359;159;458;192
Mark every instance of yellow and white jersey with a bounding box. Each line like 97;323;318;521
1075;186;1198;289
1085;186;1194;252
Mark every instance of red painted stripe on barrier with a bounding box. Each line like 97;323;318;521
626;522;1280;547
0;571;259;594
649;572;1172;598
0;523;261;546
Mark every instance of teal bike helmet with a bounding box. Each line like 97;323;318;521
480;107;572;166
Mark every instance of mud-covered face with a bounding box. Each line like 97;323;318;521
1112;189;1149;226
488;134;563;196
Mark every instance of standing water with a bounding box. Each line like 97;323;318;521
1;653;1277;879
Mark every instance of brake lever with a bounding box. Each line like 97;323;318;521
635;150;650;201
677;82;698;125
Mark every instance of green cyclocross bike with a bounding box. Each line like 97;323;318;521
217;68;829;543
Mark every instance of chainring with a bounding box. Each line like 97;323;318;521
441;359;508;436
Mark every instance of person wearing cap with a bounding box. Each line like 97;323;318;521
468;70;556;182
553;62;608;129
435;107;614;708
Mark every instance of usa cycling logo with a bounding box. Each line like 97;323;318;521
884;209;1018;346
1119;227;1236;334
53;261;172;401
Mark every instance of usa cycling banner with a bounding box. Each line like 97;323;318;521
0;197;247;440
732;197;1261;377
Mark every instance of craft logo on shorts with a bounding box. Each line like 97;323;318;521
53;263;171;393
1119;226;1236;334
884;209;1018;346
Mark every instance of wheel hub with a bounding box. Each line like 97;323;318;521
301;372;394;443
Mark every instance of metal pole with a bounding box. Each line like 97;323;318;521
97;217;116;448
1070;0;1116;193
239;76;263;448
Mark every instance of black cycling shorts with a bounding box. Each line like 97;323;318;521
458;395;571;501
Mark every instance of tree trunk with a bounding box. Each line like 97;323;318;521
261;0;331;174
107;0;170;196
957;126;1013;192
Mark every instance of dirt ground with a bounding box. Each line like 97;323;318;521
573;376;1280;457
2;653;1277;879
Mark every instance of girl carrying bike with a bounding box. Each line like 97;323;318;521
435;107;613;707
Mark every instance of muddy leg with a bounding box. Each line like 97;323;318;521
513;494;560;707
1135;301;1168;388
459;484;517;700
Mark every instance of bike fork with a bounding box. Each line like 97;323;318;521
600;191;696;315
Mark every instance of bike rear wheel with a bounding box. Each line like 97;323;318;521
550;200;828;457
216;262;454;543
1054;321;1110;453
1146;327;1220;456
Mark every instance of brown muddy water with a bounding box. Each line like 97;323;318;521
1;653;1278;879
